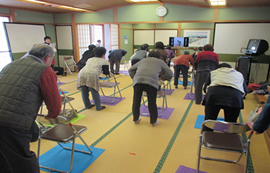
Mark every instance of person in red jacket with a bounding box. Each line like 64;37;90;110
174;51;194;89
194;44;219;104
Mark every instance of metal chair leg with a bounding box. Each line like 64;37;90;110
197;135;203;173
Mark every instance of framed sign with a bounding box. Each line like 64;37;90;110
183;30;211;47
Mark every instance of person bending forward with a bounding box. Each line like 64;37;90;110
129;49;173;126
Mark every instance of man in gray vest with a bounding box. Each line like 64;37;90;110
0;44;62;173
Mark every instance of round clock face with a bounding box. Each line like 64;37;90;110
156;6;167;17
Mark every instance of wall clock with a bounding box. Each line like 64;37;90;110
156;6;167;17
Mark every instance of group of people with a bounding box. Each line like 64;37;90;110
0;38;270;172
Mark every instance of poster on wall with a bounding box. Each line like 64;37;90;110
183;30;210;47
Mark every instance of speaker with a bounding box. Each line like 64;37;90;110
235;57;251;84
256;39;269;55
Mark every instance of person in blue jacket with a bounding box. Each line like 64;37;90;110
247;97;270;133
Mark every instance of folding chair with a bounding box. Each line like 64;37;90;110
37;114;92;173
165;80;172;92
120;56;128;72
39;87;76;125
63;56;76;75
141;81;167;117
197;120;254;173
189;71;195;98
99;65;122;103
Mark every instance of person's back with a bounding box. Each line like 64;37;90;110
130;44;148;66
174;54;194;67
195;51;219;71
130;58;172;89
165;48;175;60
129;49;172;127
80;57;107;75
77;45;96;71
109;49;127;61
0;44;62;173
131;50;148;61
155;41;169;63
0;57;48;129
194;44;219;105
134;58;165;80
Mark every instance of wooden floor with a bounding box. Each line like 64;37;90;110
31;68;270;173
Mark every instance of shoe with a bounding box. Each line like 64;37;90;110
97;106;106;111
184;86;187;89
152;120;161;127
115;73;120;75
175;85;178;89
86;104;95;109
134;118;141;124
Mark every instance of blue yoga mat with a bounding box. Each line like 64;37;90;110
178;81;192;86
39;143;105;173
59;91;68;95
194;115;224;129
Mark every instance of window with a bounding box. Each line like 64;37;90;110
110;24;119;50
77;24;104;59
92;25;103;47
0;16;12;71
77;24;91;58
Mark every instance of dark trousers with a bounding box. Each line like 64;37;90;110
109;57;120;73
132;84;158;124
81;85;102;110
174;65;188;87
203;105;240;131
0;125;40;173
167;59;171;67
131;59;141;66
195;71;209;104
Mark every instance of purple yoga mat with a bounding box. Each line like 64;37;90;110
119;70;128;74
57;82;65;85
139;106;174;120
91;96;125;106
176;165;207;173
165;89;175;95
184;93;204;101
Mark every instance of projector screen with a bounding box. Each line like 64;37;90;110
4;23;46;53
213;23;270;55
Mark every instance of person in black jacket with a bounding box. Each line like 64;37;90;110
108;49;127;75
76;44;96;71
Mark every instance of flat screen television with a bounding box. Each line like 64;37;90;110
169;37;189;47
245;39;269;56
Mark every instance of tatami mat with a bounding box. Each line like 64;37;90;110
31;69;270;173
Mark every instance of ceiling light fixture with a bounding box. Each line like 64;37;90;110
126;0;160;3
208;0;226;6
18;0;92;12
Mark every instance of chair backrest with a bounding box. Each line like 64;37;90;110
102;65;110;75
202;120;251;134
63;56;73;61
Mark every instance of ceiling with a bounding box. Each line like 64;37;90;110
0;0;270;13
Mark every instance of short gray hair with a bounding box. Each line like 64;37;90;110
29;44;54;59
183;51;190;55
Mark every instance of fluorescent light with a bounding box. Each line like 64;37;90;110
126;0;159;3
209;0;226;6
19;0;91;12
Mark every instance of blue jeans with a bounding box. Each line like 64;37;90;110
81;85;102;110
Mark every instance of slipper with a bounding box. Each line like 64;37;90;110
97;106;106;111
86;104;95;109
134;118;141;124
